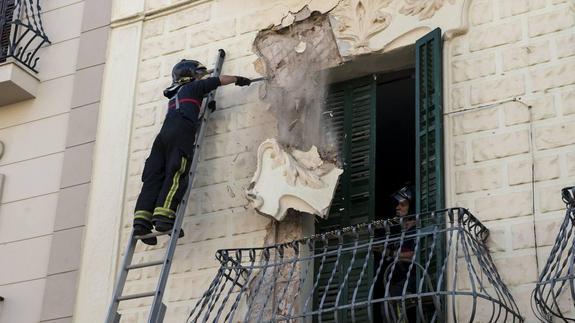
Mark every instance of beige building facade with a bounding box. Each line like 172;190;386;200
0;0;112;322
76;0;575;322
1;0;574;322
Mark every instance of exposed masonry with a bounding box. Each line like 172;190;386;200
245;12;345;313
254;10;342;159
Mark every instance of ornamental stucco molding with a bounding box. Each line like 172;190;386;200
329;0;394;55
246;139;343;221
399;0;456;20
329;0;467;57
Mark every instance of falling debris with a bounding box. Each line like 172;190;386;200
294;41;307;53
254;11;342;159
246;139;342;221
287;119;299;131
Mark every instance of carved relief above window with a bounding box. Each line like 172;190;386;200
328;0;465;57
329;0;394;55
399;0;456;20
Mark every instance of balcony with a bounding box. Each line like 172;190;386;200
532;187;575;322
0;0;50;106
187;208;524;322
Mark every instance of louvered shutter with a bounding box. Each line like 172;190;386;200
315;75;376;322
0;0;16;62
415;28;446;321
415;27;444;214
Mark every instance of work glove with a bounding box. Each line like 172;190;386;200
235;76;251;87
208;100;217;112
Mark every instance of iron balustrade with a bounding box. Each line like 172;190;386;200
187;208;523;322
532;186;575;322
0;0;49;72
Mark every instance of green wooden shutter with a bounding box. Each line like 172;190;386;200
318;75;376;230
415;27;444;214
315;76;376;322
415;28;445;322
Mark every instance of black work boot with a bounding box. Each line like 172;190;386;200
133;220;157;245
153;218;185;238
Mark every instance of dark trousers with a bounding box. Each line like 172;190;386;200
134;113;196;227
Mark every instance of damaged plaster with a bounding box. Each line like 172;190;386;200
246;138;342;221
249;10;345;272
254;10;343;159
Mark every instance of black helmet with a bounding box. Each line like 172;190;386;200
391;185;414;203
171;59;207;83
163;59;207;98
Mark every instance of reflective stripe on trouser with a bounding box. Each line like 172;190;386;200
154;154;190;223
134;113;196;224
134;210;152;221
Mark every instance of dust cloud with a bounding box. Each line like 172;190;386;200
254;11;342;161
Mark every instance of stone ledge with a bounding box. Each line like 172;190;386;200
0;62;39;106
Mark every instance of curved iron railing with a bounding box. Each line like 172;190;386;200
0;0;50;72
187;208;523;322
532;186;575;322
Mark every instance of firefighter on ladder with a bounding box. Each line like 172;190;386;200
133;59;252;245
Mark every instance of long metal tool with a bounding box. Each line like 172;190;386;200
250;76;268;82
105;49;226;323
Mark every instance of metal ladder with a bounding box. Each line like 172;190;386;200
105;49;226;323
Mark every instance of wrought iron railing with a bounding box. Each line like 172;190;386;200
0;0;50;72
187;208;523;322
532;186;575;322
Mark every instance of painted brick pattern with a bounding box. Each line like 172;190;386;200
448;1;575;319
119;2;279;319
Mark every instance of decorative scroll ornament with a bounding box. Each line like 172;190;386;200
330;0;393;55
246;139;342;221
329;0;465;57
399;0;456;20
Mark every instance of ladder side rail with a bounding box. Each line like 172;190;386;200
105;229;138;323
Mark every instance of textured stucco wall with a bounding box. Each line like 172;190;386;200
446;0;575;321
78;0;575;321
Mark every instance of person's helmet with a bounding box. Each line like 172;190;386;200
171;59;207;84
163;59;207;98
391;185;414;203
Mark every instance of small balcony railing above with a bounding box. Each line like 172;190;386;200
532;186;575;322
0;0;50;72
187;208;523;322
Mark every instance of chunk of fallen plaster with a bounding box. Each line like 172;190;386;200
294;41;307;53
246;139;343;221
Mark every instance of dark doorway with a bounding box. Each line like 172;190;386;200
373;69;416;323
375;70;416;220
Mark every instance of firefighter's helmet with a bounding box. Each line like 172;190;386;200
163;59;208;98
171;59;207;84
391;185;414;203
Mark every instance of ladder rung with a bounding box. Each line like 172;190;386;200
117;291;156;301
134;231;169;240
127;260;164;270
